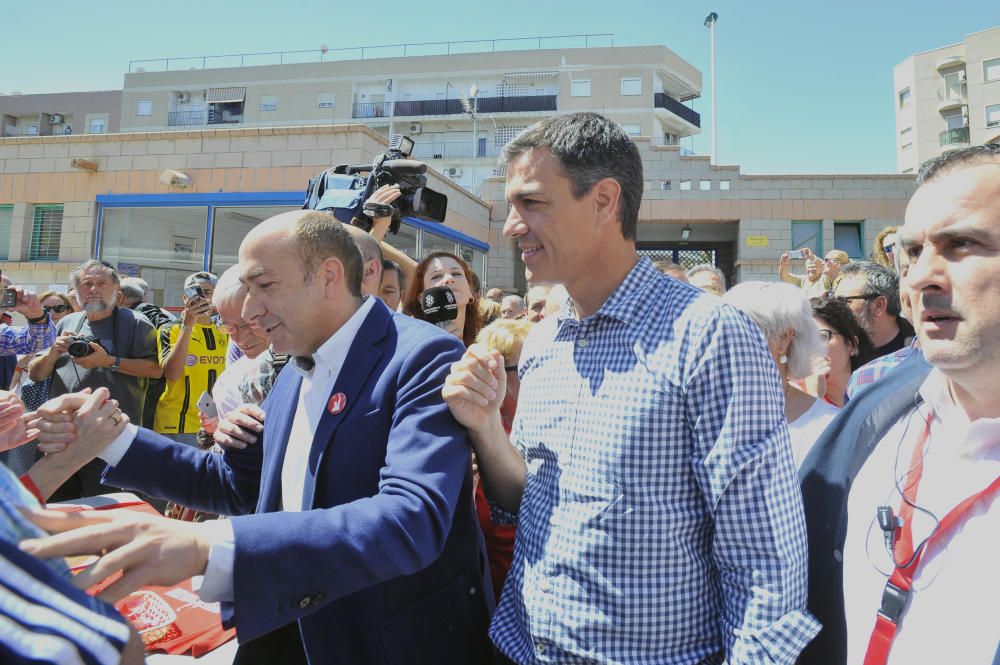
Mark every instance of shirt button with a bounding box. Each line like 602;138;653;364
297;596;312;609
538;579;552;593
577;337;589;348
469;587;477;595
536;642;546;654
833;549;843;562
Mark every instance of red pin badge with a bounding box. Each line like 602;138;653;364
327;392;347;415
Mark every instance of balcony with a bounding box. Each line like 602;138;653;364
939;126;970;147
410;141;502;159
654;93;700;128
167;109;243;127
935;55;966;72
936;84;967;113
352;95;558;119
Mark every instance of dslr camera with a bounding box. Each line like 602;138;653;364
67;335;102;358
302;134;448;235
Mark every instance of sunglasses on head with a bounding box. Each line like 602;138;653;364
43;304;71;313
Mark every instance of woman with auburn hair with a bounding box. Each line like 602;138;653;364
871;225;898;269
402;252;483;347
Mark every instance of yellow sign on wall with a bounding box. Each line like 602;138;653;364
746;236;770;247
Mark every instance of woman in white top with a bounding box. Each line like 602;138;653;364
724;282;839;467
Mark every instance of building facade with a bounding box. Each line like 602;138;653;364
0;91;122;139
894;26;1000;173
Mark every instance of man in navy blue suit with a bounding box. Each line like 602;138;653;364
22;210;492;664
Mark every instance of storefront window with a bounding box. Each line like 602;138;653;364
422;230;457;258
101;207;207;308
210;206;298;275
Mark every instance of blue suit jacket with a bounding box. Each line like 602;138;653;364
105;300;492;664
796;350;932;664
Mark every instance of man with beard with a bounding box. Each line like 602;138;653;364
834;260;914;355
28;260;160;500
780;248;832;298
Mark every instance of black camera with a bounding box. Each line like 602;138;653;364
302;134;448;235
67;335;101;358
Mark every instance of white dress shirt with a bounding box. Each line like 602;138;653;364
843;369;1000;665
101;296;378;602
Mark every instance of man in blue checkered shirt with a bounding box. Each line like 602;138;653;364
444;113;820;664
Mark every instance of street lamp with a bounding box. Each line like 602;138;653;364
704;11;718;165
460;84;479;194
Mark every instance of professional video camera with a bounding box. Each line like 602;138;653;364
302;134;448;235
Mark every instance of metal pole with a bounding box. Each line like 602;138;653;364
704;12;719;165
471;89;478;195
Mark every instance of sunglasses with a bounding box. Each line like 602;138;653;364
43;304;71;313
833;295;879;304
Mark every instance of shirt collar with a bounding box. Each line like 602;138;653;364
919;368;1000;459
555;256;655;326
292;296;377;379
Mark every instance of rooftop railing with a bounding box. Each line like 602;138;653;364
129;34;614;73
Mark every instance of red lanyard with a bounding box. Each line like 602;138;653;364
863;417;1000;665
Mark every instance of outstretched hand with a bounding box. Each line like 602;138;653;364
442;344;506;434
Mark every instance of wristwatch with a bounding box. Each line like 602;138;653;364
110;356;122;372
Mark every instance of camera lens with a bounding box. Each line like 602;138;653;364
67;338;94;358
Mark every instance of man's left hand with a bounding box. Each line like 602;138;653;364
72;342;113;370
20;508;212;603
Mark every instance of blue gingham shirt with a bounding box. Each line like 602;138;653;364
0;318;57;357
490;258;820;664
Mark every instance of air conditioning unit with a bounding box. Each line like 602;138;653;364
445;167;462;178
408;122;422;134
48;114;64;124
176;92;190;103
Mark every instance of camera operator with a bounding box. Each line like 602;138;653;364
0;275;57;390
154;272;228;445
28;260;160;500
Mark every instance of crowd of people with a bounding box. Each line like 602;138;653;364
0;112;997;665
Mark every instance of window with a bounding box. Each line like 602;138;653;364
260;95;278;111
621;77;642;96
88;117;106;134
699;180;711;191
791;221;822;255
719;180;730;191
943;109;965;131
421;230;456;258
900;127;912;136
898;88;911;108
29;205;63;261
660;180;672;190
901;143;912;151
987;104;1000;128
571;80;591;97
136;101;152;116
984;58;1000;83
834;221;864;258
0;206;12;260
317;92;335;108
680;180;692;191
621;124;641;136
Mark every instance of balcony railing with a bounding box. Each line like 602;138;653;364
939;126;970;146
168;110;207;126
654;93;700;128
353;95;558;119
410;141;502;159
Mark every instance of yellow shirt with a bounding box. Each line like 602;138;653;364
153;322;229;435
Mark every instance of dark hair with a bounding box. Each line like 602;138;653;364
916;143;1000;185
838;260;901;317
811;295;877;372
72;259;120;287
294;211;364;297
501;112;643;240
381;259;403;287
402;252;483;347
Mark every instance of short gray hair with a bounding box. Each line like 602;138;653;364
839;261;901;317
686;263;726;288
119;277;148;304
71;260;120;287
723;281;825;379
501;294;525;311
212;265;247;315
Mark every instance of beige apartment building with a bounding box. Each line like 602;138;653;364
894;25;1000;173
0;37;918;305
0;90;122;138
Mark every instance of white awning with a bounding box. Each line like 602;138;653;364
207;87;246;103
502;71;558;80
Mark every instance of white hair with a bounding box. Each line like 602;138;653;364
212;265;247;315
501;294;525;311
686;263;726;287
722;281;825;379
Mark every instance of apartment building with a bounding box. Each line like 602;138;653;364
894;25;1000;173
119;37;702;192
0;90;121;138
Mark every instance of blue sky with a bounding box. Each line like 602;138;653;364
1;0;996;174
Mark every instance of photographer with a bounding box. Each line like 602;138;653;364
154;272;228;445
0;275;57;383
28;260;160;500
